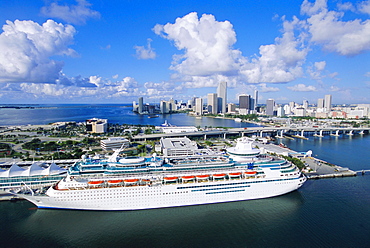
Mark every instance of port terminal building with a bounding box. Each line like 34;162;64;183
160;137;209;157
100;137;130;151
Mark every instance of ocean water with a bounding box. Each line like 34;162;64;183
0;105;370;247
0;104;257;128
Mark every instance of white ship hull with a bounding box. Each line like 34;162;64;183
20;176;306;211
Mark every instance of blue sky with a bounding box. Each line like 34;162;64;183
0;0;369;105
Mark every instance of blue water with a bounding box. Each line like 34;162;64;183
0;104;257;128
0;105;370;247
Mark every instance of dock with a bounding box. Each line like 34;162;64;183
255;142;358;179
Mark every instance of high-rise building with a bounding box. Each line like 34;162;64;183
239;94;251;115
253;90;258;111
317;98;324;108
195;97;203;116
303;100;308;109
284;104;291;115
217;81;227;114
132;101;137;112
295;107;306;117
86;118;108;133
169;98;176;111
138;97;143;114
207;93;218;114
266;99;275;116
227;103;236;113
160;100;169;114
277;106;285;117
239;94;251;110
187;100;192;108
324;94;332;111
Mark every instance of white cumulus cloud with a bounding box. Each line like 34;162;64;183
154;12;308;87
259;83;280;92
288;83;317;91
358;0;370;15
41;0;100;25
302;0;370;56
16;76;143;101
240;17;308;84
0;19;76;84
154;12;241;77
134;38;156;59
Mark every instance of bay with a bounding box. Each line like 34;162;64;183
0;104;369;248
0;104;257;128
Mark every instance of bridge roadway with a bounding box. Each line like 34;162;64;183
131;126;370;141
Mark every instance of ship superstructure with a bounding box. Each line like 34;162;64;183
16;138;306;211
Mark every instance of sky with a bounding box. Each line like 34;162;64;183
0;0;369;105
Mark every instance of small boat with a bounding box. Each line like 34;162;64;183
228;172;242;177
148;115;159;118
88;180;104;185
107;180;123;184
124;179;139;183
196;175;210;179
181;175;195;180
195;175;209;180
245;171;257;175
164;177;178;181
212;173;226;179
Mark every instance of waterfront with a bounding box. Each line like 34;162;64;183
0;105;369;247
0;104;256;128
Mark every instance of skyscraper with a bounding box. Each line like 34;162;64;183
266;99;275;116
253;90;258;111
217;81;227;114
317;98;324;108
303;100;308;109
195;97;203;116
239;94;251;115
138;97;143;114
160;100;169;114
239;94;251;110
207;93;218;114
324;94;332;111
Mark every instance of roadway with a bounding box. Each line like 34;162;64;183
131;126;370;141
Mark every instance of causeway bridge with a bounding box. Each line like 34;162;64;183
132;126;370;141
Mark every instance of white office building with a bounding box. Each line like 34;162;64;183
86;118;108;133
160;137;199;157
100;137;130;151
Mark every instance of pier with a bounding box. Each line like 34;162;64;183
254;142;358;179
355;170;370;175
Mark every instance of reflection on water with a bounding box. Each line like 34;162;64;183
0;104;260;128
279;134;370;171
13;191;304;247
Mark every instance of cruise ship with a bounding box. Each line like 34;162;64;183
15;138;306;211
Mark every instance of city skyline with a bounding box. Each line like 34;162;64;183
0;0;370;104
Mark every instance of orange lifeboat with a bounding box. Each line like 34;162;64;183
107;179;123;184
228;172;242;177
181;175;195;180
196;175;210;179
245;171;257;175
164;176;178;181
88;180;104;185
213;173;226;179
124;179;139;183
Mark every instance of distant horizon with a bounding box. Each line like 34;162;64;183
0;102;368;107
